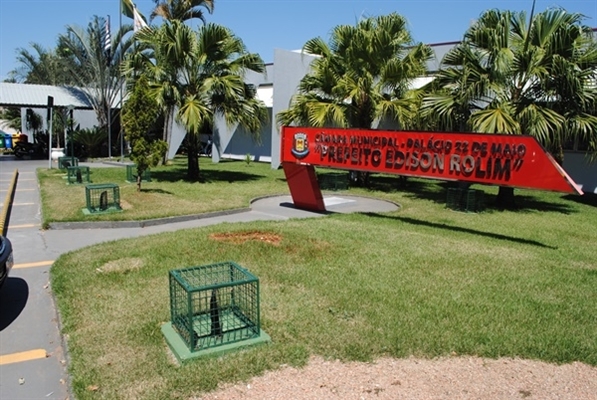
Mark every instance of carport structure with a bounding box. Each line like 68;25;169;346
0;82;94;131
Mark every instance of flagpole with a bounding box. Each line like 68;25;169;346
106;14;112;159
119;1;124;162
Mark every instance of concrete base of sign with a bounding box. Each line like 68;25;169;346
161;322;271;364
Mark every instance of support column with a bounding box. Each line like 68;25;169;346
282;162;326;212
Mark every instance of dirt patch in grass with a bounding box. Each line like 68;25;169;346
120;199;133;210
99;257;144;273
209;231;282;246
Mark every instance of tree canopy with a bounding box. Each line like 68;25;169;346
278;13;432;131
133;21;267;180
422;8;597;159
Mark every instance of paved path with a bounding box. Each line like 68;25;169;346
0;157;398;399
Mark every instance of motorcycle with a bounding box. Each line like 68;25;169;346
13;140;48;159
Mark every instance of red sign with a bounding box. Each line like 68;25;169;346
281;126;581;211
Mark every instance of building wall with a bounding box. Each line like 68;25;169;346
270;49;318;169
563;151;597;194
221;108;272;162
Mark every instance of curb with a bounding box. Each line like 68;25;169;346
47;208;251;230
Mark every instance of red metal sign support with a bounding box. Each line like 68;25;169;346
280;126;582;212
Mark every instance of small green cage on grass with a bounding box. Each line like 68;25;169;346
126;164;151;183
169;261;261;353
67;166;90;185
58;156;78;171
446;187;485;212
318;172;348;191
84;183;121;214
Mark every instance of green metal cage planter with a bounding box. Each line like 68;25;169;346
58;156;78;171
67;166;90;185
446;187;485;213
168;261;263;353
84;183;121;214
318;172;349;191
126;164;151;183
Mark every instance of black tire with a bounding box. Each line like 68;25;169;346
13;145;26;159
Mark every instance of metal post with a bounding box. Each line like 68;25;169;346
119;2;124;163
67;105;74;157
47;96;54;169
107;100;112;159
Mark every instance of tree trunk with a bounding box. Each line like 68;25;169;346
187;135;200;181
496;186;516;209
348;170;370;187
162;107;174;165
137;174;142;192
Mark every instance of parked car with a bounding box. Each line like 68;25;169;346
0;235;13;289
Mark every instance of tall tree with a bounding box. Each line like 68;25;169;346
150;0;214;22
277;13;432;185
422;8;597;206
9;43;74;85
122;77;168;191
142;0;214;162
134;21;267;180
58;16;136;154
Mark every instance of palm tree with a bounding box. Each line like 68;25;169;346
58;16;136;155
144;0;214;162
422;7;597;207
277;13;432;185
150;0;214;22
9;43;74;85
528;11;597;162
134;21;267;180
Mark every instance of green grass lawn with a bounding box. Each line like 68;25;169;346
38;157;289;226
48;161;597;399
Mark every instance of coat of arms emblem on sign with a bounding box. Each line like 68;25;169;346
291;132;309;159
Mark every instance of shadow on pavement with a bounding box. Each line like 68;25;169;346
0;277;29;331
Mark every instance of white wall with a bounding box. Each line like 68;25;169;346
220;109;273;162
563;151;597;194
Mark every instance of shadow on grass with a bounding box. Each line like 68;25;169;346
149;167;189;183
562;192;597;208
141;188;174;195
483;193;576;214
362;212;558;249
369;176;448;200
199;169;263;183
151;167;263;184
367;175;577;214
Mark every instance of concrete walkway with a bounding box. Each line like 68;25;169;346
0;157;398;399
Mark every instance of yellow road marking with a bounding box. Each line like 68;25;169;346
7;224;39;229
14;260;54;269
0;349;47;365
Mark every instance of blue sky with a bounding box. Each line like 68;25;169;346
1;0;596;82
